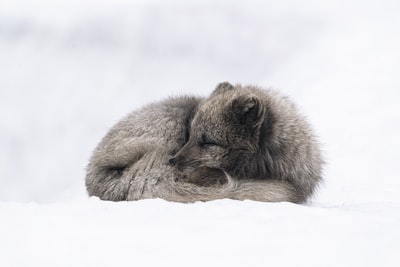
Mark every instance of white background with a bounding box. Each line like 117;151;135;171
1;0;399;266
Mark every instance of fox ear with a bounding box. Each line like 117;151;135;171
212;82;234;96
231;95;263;126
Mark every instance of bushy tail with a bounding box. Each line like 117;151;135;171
87;147;303;203
227;177;303;203
140;170;303;203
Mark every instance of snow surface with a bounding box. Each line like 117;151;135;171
1;0;399;266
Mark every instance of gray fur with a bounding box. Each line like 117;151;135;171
86;82;323;203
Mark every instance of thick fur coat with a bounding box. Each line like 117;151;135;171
86;82;323;203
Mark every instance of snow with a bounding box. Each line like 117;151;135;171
1;0;399;266
1;200;399;267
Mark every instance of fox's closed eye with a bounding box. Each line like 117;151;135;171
199;134;218;147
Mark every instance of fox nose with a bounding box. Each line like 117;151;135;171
168;157;177;166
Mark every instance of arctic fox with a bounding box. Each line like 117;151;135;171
86;82;323;203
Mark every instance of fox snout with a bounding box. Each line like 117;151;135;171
168;143;194;169
168;154;188;170
168;152;186;168
168;157;177;166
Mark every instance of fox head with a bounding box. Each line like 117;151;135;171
169;82;272;178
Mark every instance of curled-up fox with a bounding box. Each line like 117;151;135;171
86;82;323;203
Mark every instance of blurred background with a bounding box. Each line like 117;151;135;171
1;0;399;203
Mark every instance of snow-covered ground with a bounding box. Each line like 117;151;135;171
1;0;399;266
